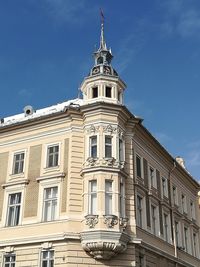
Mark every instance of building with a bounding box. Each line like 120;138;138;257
0;20;200;267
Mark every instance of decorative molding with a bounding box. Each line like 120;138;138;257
81;230;131;260
4;246;14;253
85;215;99;228
2;179;29;189
83;157;125;170
86;125;100;134
119;217;129;231
103;215;118;228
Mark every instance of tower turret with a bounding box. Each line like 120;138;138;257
80;15;126;105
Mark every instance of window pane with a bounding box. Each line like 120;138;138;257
105;136;112;158
105;181;112;215
136;156;141;177
89;180;97;214
47;145;59;167
90;136;97;158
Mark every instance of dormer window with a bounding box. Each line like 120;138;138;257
106;86;112;98
92;87;98;98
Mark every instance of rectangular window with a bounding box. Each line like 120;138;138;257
136;195;143;228
105;136;112;158
47;145;59;168
92;87;98;98
105;86;112;98
138;254;144;267
175;221;180;247
151;205;157;235
190;200;195;220
182;194;187;214
12;152;24;174
119;182;125;217
184;226;189;252
7;193;21;227
162;177;168;198
193;233;197;257
41;250;54;267
4;254;16;267
88;180;97;215
136;155;142;178
119;138;124;161
172;186;178;206
90;136;97;158
163;213;169;242
105;180;113;215
43;187;58;222
149;167;156;188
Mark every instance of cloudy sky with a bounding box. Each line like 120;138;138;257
0;0;200;180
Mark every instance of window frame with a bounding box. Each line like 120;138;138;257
149;166;156;188
136;154;143;179
6;192;22;227
161;176;168;198
104;135;112;158
105;180;113;215
136;195;143;228
105;86;112;98
172;185;178;206
88;180;97;215
42;186;58;222
4;254;16;267
46;144;60;169
89;135;97;158
181;194;187;214
12;151;25;175
41;250;54;267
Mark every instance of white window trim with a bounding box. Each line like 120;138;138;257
2;184;26;228
161;176;168;198
162;210;172;244
9;149;27;178
172;185;178;206
88;180;97;215
119;177;126;218
38;177;62;223
40;249;54;267
174;220;182;249
190;200;196;220
86;133;99;160
181;193;188;214
135;153;144;179
44;142;61;171
150;200;160;237
136;190;147;230
105;179;114;215
148;165;156;189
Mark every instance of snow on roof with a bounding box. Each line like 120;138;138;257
0;98;84;127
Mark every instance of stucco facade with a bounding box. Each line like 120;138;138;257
0;21;199;267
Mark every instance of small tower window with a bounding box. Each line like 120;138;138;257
106;86;112;98
92;87;98;98
97;56;103;64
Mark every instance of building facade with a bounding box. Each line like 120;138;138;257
0;22;200;267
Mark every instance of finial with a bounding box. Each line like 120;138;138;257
99;8;107;50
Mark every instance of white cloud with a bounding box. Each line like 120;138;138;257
159;0;200;38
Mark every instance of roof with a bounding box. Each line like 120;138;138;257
0;98;84;127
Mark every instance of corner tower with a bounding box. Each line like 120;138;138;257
80;18;126;105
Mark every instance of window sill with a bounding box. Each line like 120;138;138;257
43;166;60;174
9;173;25;179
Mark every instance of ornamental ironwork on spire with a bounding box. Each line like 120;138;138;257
89;11;118;77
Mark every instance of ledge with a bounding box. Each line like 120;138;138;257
81;230;131;260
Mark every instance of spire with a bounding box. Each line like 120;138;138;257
99;9;107;50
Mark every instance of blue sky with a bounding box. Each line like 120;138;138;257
0;0;200;180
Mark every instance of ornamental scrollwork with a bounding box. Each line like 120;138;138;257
103;215;118;228
85;215;99;228
119;217;129;231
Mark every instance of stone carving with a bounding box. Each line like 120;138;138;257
102;157;116;166
85;215;99;228
86;125;100;134
119;217;129;231
103;215;118;228
81;230;131;260
85;157;99;167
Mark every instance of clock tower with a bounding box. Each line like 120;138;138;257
80;18;126;105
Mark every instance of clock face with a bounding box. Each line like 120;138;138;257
103;66;111;75
92;67;100;75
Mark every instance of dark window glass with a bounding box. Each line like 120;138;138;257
136;156;141;178
105;136;112;158
92;87;98;98
90;136;97;158
106;86;112;98
7;193;21;227
41;250;54;267
47;145;59;168
13;152;24;174
4;254;16;267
